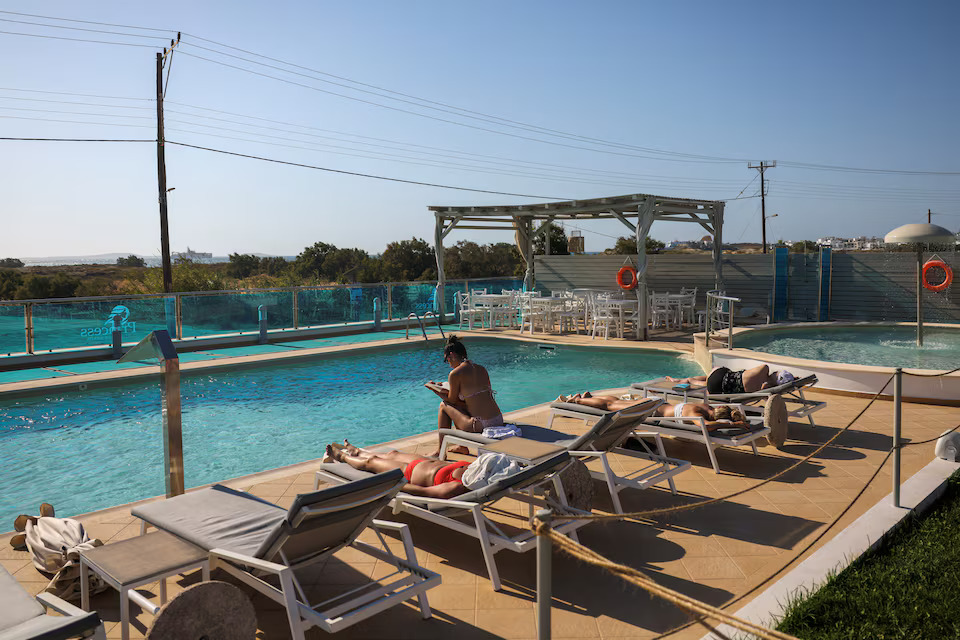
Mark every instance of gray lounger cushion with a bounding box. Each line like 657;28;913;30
321;453;570;511
549;402;611;417
133;485;287;558
0;565;102;640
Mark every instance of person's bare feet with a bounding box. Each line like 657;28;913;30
342;440;361;456
448;445;470;456
323;444;340;463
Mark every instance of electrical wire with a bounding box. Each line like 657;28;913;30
0;28;162;48
0;137;152;142
0;9;173;33
0;16;170;40
165;140;572;199
0;105;152;119
0;87;151;101
0;114;153;127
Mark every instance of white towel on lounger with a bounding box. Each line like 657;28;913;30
481;424;522;439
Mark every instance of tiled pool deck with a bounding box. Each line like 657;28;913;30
1;328;957;639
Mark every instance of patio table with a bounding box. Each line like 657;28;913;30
470;293;514;328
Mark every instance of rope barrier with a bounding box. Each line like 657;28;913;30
535;522;800;640
901;366;960;377
897;423;960;448
550;372;897;522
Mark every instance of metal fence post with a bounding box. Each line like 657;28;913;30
112;314;123;358
893;367;902;508
536;509;553;640
293;288;300;329
175;294;183;340
387;284;393;320
258;305;268;344
373;298;381;331
24;303;34;354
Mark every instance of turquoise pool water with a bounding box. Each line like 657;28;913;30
737;326;960;370
0;339;697;528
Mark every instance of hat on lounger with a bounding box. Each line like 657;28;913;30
706;367;730;393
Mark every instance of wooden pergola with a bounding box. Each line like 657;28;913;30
429;193;726;339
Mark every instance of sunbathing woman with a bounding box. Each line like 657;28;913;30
425;335;504;457
562;393;748;429
665;364;788;394
324;441;487;499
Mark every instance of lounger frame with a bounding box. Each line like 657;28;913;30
633;374;826;428
136;475;440;640
317;454;588;591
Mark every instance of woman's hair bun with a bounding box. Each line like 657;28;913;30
447;335;461;345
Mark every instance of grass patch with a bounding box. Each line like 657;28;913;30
776;470;960;639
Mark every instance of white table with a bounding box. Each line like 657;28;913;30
471;293;514;328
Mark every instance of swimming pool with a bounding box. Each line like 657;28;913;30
0;338;698;528
735;325;960;370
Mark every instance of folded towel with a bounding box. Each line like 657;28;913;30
481;424;522;439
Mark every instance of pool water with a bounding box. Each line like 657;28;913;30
0;339;697;527
737;326;960;370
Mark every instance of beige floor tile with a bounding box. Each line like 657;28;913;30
473;607;537;638
680;555;745;581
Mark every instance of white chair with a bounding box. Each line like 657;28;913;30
591;300;623;340
458;292;486;329
519;295;548;334
649;293;674;329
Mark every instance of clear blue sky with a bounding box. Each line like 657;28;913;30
2;0;958;259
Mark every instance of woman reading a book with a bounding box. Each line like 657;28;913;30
425;335;505;457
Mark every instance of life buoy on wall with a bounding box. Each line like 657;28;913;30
617;266;638;290
922;259;953;292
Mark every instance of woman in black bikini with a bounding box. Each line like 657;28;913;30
325;441;472;499
666;364;781;394
426;336;504;457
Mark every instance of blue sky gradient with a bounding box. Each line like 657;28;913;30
2;1;958;258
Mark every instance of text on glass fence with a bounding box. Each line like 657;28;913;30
79;305;137;337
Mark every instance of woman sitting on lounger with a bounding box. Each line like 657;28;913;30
561;393;747;429
324;441;518;499
665;365;792;395
425;335;505;457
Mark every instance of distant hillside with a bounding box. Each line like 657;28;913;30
18;253;296;267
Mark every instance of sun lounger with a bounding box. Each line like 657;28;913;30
438;399;691;514
633;373;826;428
316;453;588;591
1;564;106;640
132;471;440;640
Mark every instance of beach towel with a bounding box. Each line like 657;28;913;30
25;517;108;601
481;424;522;440
460;453;523;491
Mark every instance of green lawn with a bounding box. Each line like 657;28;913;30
777;471;960;639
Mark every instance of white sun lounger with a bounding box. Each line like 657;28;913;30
0;564;106;640
317;452;589;591
440;399;691;514
132;471;440;640
633;373;826;428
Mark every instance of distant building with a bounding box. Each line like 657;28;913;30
817;236;885;250
173;247;214;262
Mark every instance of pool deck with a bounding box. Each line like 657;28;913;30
1;328;957;639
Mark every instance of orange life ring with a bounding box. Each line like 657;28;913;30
922;259;953;292
616;266;638;290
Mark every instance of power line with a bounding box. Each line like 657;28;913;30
0;114;153;127
0;16;170;40
0;137;152;142
0;28;162;48
0;87;151;101
779;160;960;176
0;9;172;32
165;140;571;199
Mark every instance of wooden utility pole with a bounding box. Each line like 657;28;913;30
156;51;173;293
748;161;776;253
928;208;931;223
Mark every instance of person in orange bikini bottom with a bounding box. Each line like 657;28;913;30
325;441;473;499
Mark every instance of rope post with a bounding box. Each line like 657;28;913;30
893;367;902;508
536;509;553;640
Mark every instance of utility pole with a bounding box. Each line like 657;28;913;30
748;161;776;253
156;36;179;293
928;208;931;224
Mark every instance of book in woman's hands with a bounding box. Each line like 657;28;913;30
425;381;450;396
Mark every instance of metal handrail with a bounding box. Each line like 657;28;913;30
422;311;446;340
405;313;429;340
705;291;740;349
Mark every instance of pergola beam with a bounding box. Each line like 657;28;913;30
430;192;726;335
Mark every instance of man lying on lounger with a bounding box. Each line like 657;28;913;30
324;441;521;499
559;392;748;430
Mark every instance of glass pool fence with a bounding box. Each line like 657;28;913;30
0;278;526;356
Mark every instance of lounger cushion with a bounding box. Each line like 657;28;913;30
320;454;571;512
0;565;44;630
549;402;610;417
0;610;103;640
132;485;286;558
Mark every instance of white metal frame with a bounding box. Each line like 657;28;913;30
34;592;107;640
316;460;589;592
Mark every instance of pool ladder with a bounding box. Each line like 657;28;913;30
405;312;445;341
